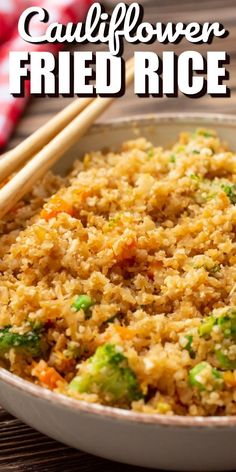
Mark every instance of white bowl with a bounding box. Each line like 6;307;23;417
1;113;236;471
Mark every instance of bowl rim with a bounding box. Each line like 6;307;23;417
77;111;236;131
2;111;236;430
1;366;236;429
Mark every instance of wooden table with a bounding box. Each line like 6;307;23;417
1;1;236;470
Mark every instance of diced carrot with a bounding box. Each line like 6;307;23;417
114;325;136;340
101;325;136;343
40;195;74;220
118;238;137;261
224;371;236;388
72;187;91;201
37;366;64;389
147;260;163;280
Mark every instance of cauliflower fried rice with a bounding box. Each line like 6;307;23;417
1;128;236;416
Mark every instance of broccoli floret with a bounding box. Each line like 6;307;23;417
193;130;215;138
147;148;154;159
199;308;236;370
189;362;223;391
198;315;216;338
64;342;81;360
221;184;236;205
69;344;143;405
215;350;236;370
180;334;196;359
0;326;46;357
199;308;236;340
217;309;236;339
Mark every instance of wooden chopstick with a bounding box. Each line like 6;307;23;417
0;97;94;183
0;58;134;220
0;57;134;182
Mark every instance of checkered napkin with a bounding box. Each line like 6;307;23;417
0;0;93;149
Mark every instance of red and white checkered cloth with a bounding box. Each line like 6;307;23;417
0;0;93;149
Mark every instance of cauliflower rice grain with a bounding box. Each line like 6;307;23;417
1;129;236;415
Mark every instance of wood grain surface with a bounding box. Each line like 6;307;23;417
1;0;236;470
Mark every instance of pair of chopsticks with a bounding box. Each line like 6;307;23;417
0;58;135;220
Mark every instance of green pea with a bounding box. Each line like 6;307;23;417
72;295;94;313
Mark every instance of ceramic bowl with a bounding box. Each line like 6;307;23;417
1;113;236;471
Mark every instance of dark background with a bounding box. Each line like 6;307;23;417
1;0;236;470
